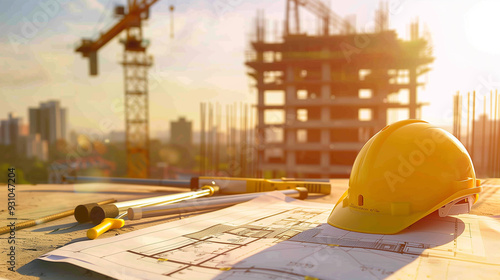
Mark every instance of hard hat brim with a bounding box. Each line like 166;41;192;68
327;186;482;235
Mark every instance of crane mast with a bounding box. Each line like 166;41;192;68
76;0;160;178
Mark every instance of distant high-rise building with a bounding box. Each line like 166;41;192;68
0;112;48;160
25;134;48;161
170;117;192;147
0;113;22;146
29;100;67;144
61;107;67;143
0;120;7;145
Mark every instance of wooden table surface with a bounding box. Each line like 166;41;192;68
1;178;499;280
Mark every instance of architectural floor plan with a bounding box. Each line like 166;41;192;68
40;193;500;279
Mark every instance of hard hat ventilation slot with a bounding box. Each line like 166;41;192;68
358;195;364;206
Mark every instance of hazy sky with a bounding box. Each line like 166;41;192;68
1;0;500;136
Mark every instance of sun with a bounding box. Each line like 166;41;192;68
464;0;500;55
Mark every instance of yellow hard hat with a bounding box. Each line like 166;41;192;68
327;119;482;234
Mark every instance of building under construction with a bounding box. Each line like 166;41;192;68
246;1;434;178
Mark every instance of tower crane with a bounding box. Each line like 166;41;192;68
75;0;173;178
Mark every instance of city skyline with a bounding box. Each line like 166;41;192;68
2;0;500;133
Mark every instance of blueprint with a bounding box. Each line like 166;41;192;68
39;192;500;280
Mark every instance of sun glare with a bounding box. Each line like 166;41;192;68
464;0;500;54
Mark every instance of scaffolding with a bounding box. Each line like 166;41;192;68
199;103;256;177
245;2;434;178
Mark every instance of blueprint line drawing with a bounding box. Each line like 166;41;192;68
40;193;500;280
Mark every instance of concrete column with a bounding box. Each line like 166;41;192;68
321;53;331;170
285;66;296;102
375;87;387;131
256;64;265;177
286;128;296;171
409;67;417;119
285;65;296;175
320;149;329;169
